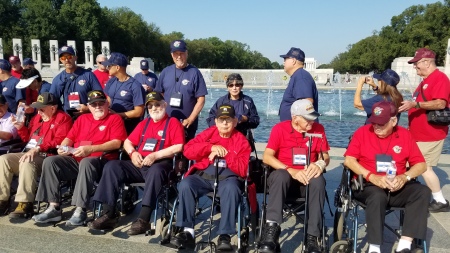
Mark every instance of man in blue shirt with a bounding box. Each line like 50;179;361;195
0;59;24;114
155;40;208;140
133;59;158;94
278;47;318;122
49;46;102;116
102;52;146;134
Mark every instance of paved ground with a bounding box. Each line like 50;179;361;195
0;145;449;253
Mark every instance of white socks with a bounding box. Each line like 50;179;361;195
396;239;412;251
432;190;447;204
368;244;380;253
184;227;195;237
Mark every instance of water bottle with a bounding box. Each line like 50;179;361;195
57;145;76;154
16;102;25;123
386;161;397;181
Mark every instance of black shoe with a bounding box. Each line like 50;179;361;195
395;248;411;253
258;222;281;253
305;234;320;253
217;234;233;251
127;218;151;235
429;199;450;213
0;201;9;216
170;231;195;249
87;213;119;230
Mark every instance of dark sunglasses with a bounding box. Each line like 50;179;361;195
227;83;243;88
89;101;106;107
147;102;162;109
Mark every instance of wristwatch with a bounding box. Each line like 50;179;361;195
415;102;420;109
404;174;411;181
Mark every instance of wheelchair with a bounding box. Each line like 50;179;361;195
253;163;329;253
330;165;428;253
160;156;254;253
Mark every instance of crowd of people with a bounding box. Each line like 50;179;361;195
0;41;448;253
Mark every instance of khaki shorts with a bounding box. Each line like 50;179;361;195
416;140;445;167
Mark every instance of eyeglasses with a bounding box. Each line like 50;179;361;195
97;62;102;65
217;117;233;124
60;55;74;61
106;65;117;70
227;83;243;88
413;59;428;66
89;101;106;107
147;102;162;109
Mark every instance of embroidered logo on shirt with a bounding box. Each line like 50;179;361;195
158;130;163;136
423;83;428;89
148;78;153;82
182;79;189;85
120;90;127;96
99;125;106;131
393;145;402;154
2;87;7;92
50;124;55;129
78;80;86;86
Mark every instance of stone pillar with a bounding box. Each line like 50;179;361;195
101;41;110;57
67;40;76;64
49;40;59;70
12;38;23;63
445;38;450;78
31;39;42;70
84;41;94;69
0;38;3;59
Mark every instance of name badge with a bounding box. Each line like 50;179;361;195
214;159;227;168
68;92;80;108
143;138;158;151
292;147;307;165
169;93;182;107
376;154;392;173
25;135;42;149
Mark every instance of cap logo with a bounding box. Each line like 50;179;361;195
173;41;181;48
373;106;383;115
141;62;146;66
37;95;44;103
62;46;68;51
223;108;228;112
292;51;299;56
305;104;314;112
90;91;103;98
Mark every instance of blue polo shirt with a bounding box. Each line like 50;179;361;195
1;76;24;113
133;71;158;90
39;81;51;94
279;68;318;121
104;76;146;113
49;67;102;111
155;64;208;131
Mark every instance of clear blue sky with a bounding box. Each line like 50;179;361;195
97;0;441;65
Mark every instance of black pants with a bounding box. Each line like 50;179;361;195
93;159;172;210
266;169;325;237
353;181;430;244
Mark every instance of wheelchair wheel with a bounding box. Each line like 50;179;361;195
333;208;347;242
119;186;138;215
330;240;350;253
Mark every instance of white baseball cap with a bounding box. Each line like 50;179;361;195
16;75;39;89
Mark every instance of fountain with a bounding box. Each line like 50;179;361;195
400;71;414;97
333;72;343;121
266;71;275;119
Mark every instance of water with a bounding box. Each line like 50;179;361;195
198;89;450;154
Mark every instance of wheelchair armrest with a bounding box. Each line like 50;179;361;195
0;138;23;147
9;142;27;152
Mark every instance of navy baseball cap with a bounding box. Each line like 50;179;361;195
102;52;128;67
0;59;12;71
23;58;37;66
373;69;400;87
58;46;76;57
170;40;187;53
280;47;305;61
140;59;149;70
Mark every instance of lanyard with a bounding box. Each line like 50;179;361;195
136;117;171;151
377;131;393;155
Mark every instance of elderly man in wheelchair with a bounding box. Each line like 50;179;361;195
259;99;330;253
170;104;252;251
88;92;185;234
344;101;430;253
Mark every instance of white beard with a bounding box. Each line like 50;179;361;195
150;110;165;121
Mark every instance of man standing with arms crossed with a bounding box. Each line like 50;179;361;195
399;48;450;212
154;40;207;141
278;47;318;122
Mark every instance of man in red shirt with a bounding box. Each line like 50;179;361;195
9;56;22;79
346;101;430;253
399;48;450;213
259;99;329;253
88;91;185;233
0;93;72;218
32;90;127;226
170;104;251;251
92;54;110;90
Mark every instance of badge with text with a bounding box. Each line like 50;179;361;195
143;138;158;151
376;154;392;173
292;147;307;165
25;135;43;149
169;93;182;107
68;92;80;108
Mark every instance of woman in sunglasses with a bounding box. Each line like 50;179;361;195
206;73;260;136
